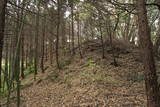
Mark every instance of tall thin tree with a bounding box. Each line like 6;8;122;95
56;0;60;69
0;0;7;92
71;0;75;55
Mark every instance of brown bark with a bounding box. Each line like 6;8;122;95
41;16;46;73
71;1;75;55
68;21;71;53
137;0;160;106
106;14;118;66
60;0;66;53
56;0;60;69
0;0;7;91
34;2;40;79
21;32;25;79
49;40;53;65
77;14;82;58
99;14;105;59
20;0;26;79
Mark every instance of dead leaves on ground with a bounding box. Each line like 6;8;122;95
3;48;147;107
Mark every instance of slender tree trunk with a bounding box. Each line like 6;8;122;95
34;1;40;79
41;16;46;73
0;0;7;92
60;1;66;54
100;26;105;59
77;14;82;58
45;40;48;61
49;40;53;65
90;19;94;40
68;21;71;53
14;0;25;105
137;0;160;106
29;36;32;66
106;15;118;66
71;1;75;55
109;28;117;66
20;1;26;79
25;43;29;68
21;32;25;79
3;29;8;92
4;42;8;90
98;13;105;59
125;13;131;41
56;0;60;69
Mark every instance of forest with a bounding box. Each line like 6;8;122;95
1;0;160;106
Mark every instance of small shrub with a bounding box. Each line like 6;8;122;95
25;64;34;76
87;59;96;67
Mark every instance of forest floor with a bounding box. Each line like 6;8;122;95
1;40;149;107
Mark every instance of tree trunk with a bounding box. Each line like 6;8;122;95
56;0;60;69
68;21;71;53
41;16;46;73
136;0;160;106
71;1;75;55
0;0;7;91
77;14;82;58
106;14;118;66
34;1;40;79
20;0;26;79
21;31;25;79
98;13;105;59
60;0;66;54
